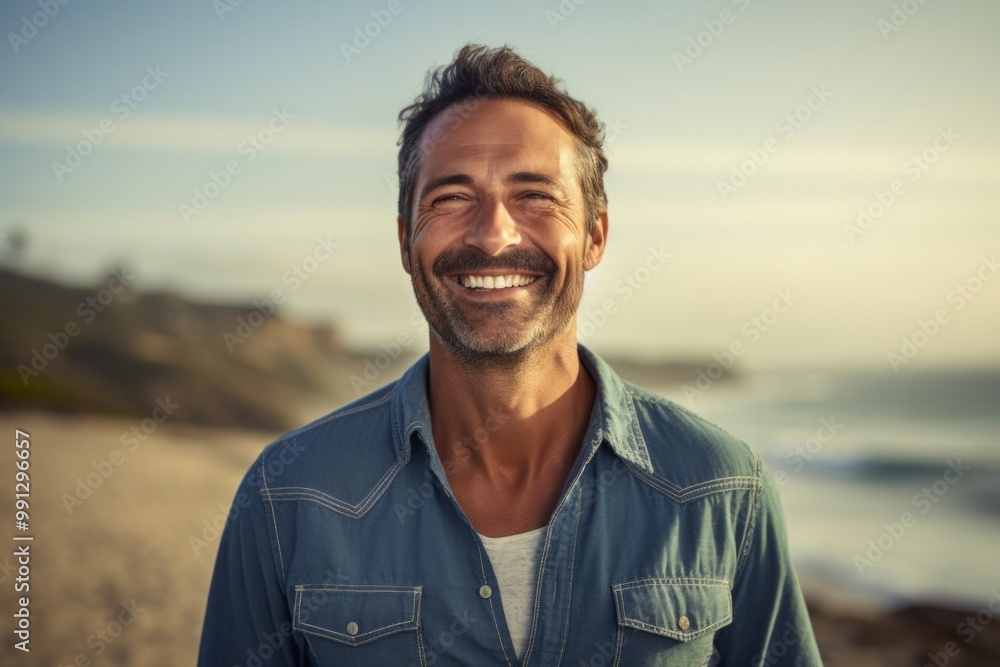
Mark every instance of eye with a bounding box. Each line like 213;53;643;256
425;194;473;215
522;191;552;200
431;193;470;206
519;192;557;211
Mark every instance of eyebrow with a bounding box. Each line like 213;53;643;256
419;173;474;200
418;171;563;200
507;171;561;189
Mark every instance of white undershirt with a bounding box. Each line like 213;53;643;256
476;526;547;661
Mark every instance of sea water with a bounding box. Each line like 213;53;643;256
655;367;1000;612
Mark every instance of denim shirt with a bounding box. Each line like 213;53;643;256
199;345;823;666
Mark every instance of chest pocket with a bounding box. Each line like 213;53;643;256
611;578;731;667
293;584;425;666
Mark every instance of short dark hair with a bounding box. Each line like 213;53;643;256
396;43;608;235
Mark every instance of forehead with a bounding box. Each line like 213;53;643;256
415;99;579;188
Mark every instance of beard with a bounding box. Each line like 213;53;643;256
408;244;586;369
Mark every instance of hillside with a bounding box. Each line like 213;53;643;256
0;266;379;430
0;266;731;430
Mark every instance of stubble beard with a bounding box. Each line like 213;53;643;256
408;245;586;370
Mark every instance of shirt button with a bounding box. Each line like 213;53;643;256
479;584;493;599
346;621;359;636
678;616;690;631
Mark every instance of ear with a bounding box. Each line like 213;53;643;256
583;209;608;271
397;215;411;274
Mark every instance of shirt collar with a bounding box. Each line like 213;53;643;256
391;344;655;475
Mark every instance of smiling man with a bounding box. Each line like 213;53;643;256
199;44;823;666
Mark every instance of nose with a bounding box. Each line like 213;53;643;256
464;197;521;255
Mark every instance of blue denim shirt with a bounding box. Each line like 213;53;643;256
199;345;822;666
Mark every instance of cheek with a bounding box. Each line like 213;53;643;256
411;214;466;252
553;235;589;269
408;231;444;267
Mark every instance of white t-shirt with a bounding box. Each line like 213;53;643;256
476;526;548;661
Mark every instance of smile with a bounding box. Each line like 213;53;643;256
456;274;538;290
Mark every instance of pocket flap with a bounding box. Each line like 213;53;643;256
612;578;731;641
293;584;421;646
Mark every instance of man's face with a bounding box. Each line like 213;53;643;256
398;99;607;364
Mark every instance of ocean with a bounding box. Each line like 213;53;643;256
654;367;1000;612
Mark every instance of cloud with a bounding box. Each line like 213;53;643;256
0;110;397;158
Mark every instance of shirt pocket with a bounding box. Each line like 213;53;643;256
610;578;732;667
293;583;425;666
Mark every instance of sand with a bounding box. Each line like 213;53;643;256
0;411;274;667
1;410;998;666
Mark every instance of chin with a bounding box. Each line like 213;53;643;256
431;321;550;365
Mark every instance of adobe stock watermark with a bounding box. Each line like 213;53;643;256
582;458;631;513
339;0;409;63
349;310;428;395
222;235;340;352
213;0;247;21
752;621;813;667
236;583;337;667
544;0;591;31
682;288;800;404
887;253;997;372
853;459;970;576
716;84;833;202
384;114;628;194
843;126;959;242
576;630;629;666
923;588;1000;667
179;107;295;224
393;408;511;524
545;457;633;580
408;609;478;667
7;0;72;54
55;599;145;667
189;488;253;558
577;245;671;344
234;568;352;667
17;268;135;386
51;65;169;182
190;440;306;556
384;95;486;193
672;0;754;73
603;115;628;149
61;397;180;514
771;417;844;486
878;0;934;41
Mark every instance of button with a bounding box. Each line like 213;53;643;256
479;585;493;599
346;621;359;636
678;616;690;631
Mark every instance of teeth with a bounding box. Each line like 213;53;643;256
459;274;537;290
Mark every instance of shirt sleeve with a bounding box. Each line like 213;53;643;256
198;458;302;666
713;459;824;666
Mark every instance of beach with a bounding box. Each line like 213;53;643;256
1;409;998;666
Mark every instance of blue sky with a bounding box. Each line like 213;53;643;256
1;0;997;370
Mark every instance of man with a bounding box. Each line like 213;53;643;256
199;44;823;666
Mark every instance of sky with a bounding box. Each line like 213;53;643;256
1;0;998;370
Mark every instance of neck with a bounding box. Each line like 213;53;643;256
426;329;596;484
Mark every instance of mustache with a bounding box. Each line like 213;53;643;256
433;247;555;276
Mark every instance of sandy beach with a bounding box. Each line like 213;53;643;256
1;410;997;666
0;411;274;667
